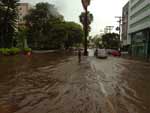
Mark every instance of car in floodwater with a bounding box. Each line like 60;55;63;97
94;48;108;59
111;50;121;57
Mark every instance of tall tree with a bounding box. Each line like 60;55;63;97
79;11;93;55
25;2;84;50
25;2;64;49
63;22;84;49
79;11;93;33
0;0;19;48
102;33;120;49
92;35;103;48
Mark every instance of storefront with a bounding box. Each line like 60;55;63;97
148;29;150;60
131;28;150;58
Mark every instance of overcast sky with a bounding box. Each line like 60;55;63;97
21;0;129;36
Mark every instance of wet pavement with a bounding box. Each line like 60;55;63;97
89;49;150;113
0;50;150;113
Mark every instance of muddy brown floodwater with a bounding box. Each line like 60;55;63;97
0;50;150;113
90;55;150;113
0;51;105;113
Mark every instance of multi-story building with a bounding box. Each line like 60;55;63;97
17;3;31;48
122;2;130;49
17;3;31;26
128;0;150;58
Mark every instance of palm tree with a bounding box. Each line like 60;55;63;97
79;12;93;36
79;12;93;26
81;0;91;10
79;11;93;55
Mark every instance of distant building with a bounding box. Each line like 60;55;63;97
122;2;130;48
17;3;31;26
127;0;150;58
17;3;31;48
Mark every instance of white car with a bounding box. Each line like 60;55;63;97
95;48;108;59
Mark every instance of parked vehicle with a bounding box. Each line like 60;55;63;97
106;49;113;54
95;48;107;59
111;50;121;57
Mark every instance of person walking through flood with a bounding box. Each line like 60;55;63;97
78;49;81;63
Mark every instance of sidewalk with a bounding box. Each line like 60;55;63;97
121;54;150;63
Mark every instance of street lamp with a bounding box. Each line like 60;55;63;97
81;0;91;56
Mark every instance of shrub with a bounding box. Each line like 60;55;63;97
0;48;32;56
0;48;21;55
0;48;11;55
10;48;21;55
23;48;32;52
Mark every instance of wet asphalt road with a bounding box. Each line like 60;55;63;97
0;51;150;113
89;49;150;113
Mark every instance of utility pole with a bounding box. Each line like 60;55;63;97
115;16;122;39
115;16;124;51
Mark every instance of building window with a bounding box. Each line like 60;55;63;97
131;0;136;4
130;15;150;28
130;4;150;20
131;0;145;11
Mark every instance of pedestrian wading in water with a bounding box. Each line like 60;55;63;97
78;49;81;63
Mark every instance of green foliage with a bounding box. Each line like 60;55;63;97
0;48;21;55
0;48;11;55
16;27;28;49
25;2;84;50
79;12;93;26
102;33;120;49
63;22;84;49
23;48;32;52
25;2;64;50
0;0;19;48
0;47;32;55
10;48;21;54
92;35;103;48
79;12;93;34
95;38;103;48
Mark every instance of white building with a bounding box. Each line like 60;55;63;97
17;3;31;26
122;2;130;47
127;0;150;58
17;3;31;48
128;0;150;33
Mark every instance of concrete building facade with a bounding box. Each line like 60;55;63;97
122;2;130;47
17;3;31;48
128;0;150;58
17;3;31;26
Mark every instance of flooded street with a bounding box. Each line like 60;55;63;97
89;49;150;113
0;51;150;113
